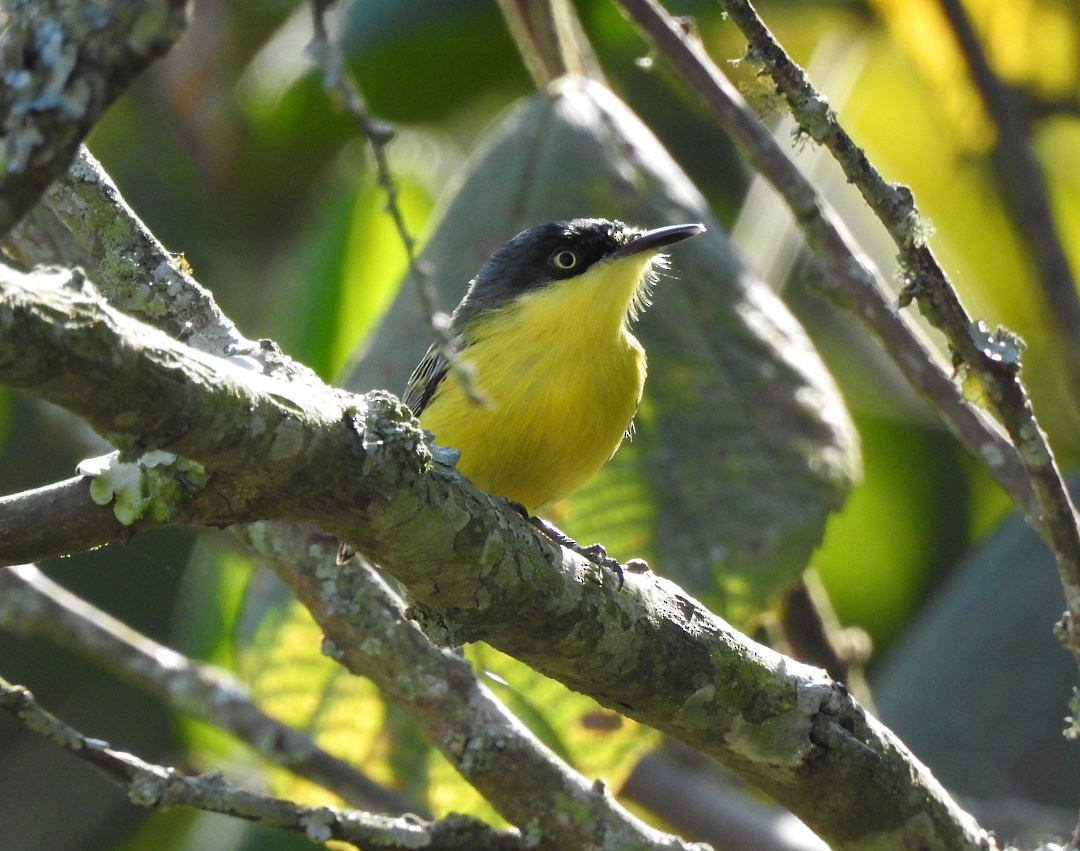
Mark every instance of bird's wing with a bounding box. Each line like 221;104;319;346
402;342;450;416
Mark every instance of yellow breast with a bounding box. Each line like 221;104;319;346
419;255;652;515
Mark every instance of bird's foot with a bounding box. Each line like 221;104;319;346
336;541;355;565
575;542;625;591
507;500;531;520
525;513;632;591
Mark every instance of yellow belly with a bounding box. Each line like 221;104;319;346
420;322;646;515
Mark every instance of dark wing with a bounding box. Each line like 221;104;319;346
403;342;450;416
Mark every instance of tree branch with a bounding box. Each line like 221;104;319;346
0;476;131;563
0;0;1010;846
0;675;523;851
0;263;992;849
0;0;189;234
0;144;321;401
610;0;1030;514
611;0;1080;668
247;523;703;851
720;0;1080;667
0;563;411;814
0;266;703;849
0;485;703;847
3;147;245;351
305;0;466;375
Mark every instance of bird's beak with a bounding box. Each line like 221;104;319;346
612;222;705;259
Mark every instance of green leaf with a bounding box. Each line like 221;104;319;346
268;170;431;381
332;175;433;378
342;0;530;122
232;578;496;818
343;76;859;623
812;414;968;647
233;593;402;803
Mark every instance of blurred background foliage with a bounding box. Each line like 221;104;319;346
2;0;1080;848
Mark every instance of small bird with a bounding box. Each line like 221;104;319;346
403;218;704;577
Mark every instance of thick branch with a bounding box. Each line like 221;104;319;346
0;0;189;234
0;0;998;846
0;492;703;849
0;265;350;483
0;257;701;849
2;146;325;400
0;261;992;849
247;523;699;851
2;148;250;356
0;676;522;851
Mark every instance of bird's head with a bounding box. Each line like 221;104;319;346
452;218;704;333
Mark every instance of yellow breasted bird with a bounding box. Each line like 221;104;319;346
403;218;704;575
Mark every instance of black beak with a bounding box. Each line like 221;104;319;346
612;222;705;259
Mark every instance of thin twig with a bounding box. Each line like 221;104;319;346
305;0;456;361
0;675;523;851
610;0;1030;510
613;0;1080;663
305;0;488;404
707;0;1080;665
0;564;411;814
0;477;131;564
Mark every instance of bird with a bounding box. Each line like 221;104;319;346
400;217;704;579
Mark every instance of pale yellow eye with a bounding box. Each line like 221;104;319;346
551;249;577;270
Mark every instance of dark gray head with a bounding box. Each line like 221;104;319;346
451;218;704;329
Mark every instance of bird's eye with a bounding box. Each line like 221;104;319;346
551;249;578;270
